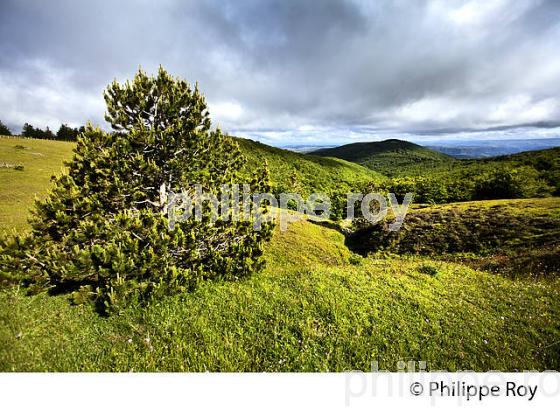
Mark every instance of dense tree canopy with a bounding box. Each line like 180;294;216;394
56;124;84;141
22;123;55;140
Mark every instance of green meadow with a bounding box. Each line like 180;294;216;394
1;135;559;371
0;137;75;233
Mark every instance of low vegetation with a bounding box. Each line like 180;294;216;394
2;218;559;371
348;198;560;278
1;137;559;369
0;137;75;233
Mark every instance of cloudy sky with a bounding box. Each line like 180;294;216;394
1;0;560;146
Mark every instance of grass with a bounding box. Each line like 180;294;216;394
1;136;559;371
348;197;560;278
0;135;383;233
2;219;559;371
0;136;74;233
236;137;385;194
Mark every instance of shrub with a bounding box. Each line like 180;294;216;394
349;253;364;266
417;264;439;276
473;166;552;200
0;67;274;313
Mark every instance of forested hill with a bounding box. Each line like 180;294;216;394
234;137;385;195
311;139;455;177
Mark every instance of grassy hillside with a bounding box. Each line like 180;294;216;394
415;147;560;188
313;140;560;200
2;217;559;371
480;147;560;194
0;136;75;233
0;136;383;232
236;137;385;194
1;136;559;371
313;139;455;177
348;197;560;278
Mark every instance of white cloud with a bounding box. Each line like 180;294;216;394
209;101;244;124
0;60;105;132
392;97;463;124
488;95;559;123
443;0;537;27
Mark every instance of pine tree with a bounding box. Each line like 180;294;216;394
21;123;55;140
0;120;11;135
44;126;55;140
0;67;274;313
22;123;35;138
56;124;81;141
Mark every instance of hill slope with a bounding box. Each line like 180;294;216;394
235;137;384;194
0;137;75;233
348;197;560;278
312;139;455;177
382;146;560;200
455;147;560;194
0;136;384;232
1;136;559;371
481;147;560;193
2;215;559;371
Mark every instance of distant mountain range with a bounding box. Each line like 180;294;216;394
426;138;560;158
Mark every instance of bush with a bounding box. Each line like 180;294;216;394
417;264;439;276
375;164;553;205
0;67;274;313
473;166;552;200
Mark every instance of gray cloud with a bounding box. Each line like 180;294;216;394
1;0;560;145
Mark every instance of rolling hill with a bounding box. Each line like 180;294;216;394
235;137;385;194
312;139;455;177
2;211;560;371
0;135;384;232
1;135;559;371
